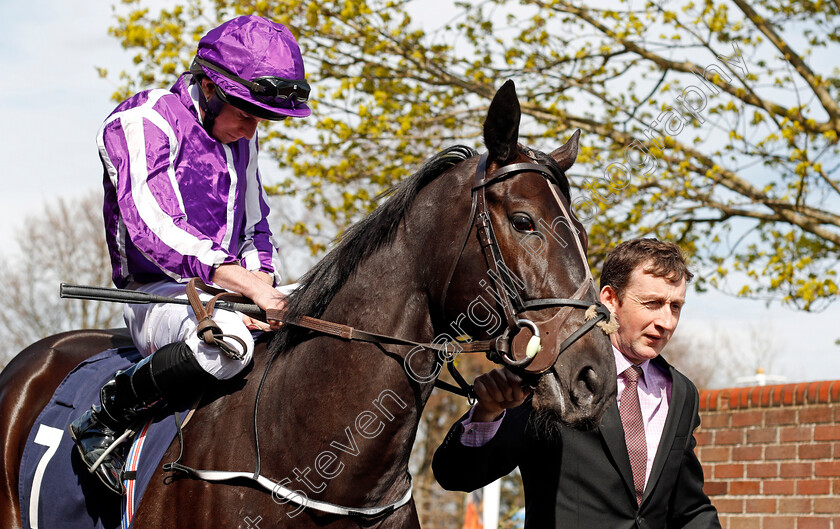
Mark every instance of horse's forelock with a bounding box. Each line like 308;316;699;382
527;147;572;203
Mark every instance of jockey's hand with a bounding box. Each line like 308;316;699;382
253;270;275;286
249;287;286;331
242;314;271;332
212;264;286;331
244;271;283;330
472;368;530;422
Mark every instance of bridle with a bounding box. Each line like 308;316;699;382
439;151;616;376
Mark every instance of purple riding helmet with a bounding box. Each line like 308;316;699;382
190;15;311;132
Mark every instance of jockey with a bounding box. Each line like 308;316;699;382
69;15;310;495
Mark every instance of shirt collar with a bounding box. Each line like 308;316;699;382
613;346;653;381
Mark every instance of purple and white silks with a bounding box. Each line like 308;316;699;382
99;73;282;289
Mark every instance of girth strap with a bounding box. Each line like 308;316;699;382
167;463;413;518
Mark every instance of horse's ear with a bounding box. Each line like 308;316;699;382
549;129;581;173
483;80;521;165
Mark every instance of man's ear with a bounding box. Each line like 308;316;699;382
600;285;619;313
200;78;217;100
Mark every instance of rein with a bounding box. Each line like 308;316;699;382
184;279;249;359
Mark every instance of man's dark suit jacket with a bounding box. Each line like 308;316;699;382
433;356;721;529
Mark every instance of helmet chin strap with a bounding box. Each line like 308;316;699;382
196;81;225;137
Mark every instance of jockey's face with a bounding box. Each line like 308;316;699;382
211;103;264;144
199;78;265;144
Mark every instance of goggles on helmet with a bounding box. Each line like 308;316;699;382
194;56;310;107
213;86;288;121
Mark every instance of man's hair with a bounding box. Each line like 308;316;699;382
600;238;694;301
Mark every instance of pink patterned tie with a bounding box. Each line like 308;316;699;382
620;365;646;506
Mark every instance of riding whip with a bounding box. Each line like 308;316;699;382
59;283;265;319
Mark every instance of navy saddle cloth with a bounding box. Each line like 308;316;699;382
18;347;183;529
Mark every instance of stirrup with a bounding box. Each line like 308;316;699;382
70;342;214;494
68;416;130;495
89;428;135;473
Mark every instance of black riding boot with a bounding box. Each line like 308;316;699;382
69;342;213;494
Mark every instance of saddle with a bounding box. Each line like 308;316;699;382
18;346;187;529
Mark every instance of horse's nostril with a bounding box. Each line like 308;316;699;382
571;367;599;405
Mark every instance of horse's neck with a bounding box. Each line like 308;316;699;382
262;237;441;502
328;246;432;340
317;240;440;421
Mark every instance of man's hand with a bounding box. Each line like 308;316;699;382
472;368;531;422
253;270;275;286
250;287;286;331
212;264;286;330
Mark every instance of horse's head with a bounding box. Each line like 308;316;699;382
441;80;616;430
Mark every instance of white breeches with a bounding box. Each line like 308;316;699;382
123;280;296;380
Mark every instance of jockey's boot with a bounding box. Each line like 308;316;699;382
69;341;212;495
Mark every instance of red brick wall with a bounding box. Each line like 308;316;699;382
698;381;840;529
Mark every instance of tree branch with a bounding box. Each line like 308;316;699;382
729;0;840;129
541;0;838;135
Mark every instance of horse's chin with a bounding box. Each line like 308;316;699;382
530;369;605;437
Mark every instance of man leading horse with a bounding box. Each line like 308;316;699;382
434;238;721;528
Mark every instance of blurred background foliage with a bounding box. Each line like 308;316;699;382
103;0;839;312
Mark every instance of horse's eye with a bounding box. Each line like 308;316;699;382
511;213;535;232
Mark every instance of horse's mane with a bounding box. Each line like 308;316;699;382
270;145;478;353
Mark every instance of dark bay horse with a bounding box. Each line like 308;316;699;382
0;80;616;528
